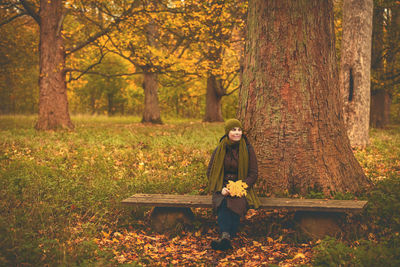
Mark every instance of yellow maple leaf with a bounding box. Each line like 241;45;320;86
293;252;306;259
226;180;248;197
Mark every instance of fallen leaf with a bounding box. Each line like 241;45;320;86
293;252;306;259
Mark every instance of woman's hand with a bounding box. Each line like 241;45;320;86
221;187;230;196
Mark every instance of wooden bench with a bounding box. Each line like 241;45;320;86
122;194;368;238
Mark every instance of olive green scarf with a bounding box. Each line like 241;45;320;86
208;136;260;209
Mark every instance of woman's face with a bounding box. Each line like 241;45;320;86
228;127;242;142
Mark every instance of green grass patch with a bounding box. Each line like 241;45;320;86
1;115;400;265
0;115;223;266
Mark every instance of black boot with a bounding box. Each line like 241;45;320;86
219;238;232;250
211;232;232;251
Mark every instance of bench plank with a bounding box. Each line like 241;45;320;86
122;194;368;212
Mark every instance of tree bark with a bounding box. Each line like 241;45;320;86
204;74;224;122
238;0;370;196
142;71;162;123
107;92;115;116
141;21;162;124
370;89;391;128
35;0;74;130
339;0;373;147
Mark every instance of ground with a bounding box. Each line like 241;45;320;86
1;115;399;266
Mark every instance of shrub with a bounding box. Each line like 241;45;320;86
366;175;400;235
312;237;353;267
313;236;400;267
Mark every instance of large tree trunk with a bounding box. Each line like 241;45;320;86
339;0;373;147
238;0;370;196
35;0;73;130
204;74;224;122
142;71;162;123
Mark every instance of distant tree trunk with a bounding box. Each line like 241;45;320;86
107;92;115;116
90;93;96;115
387;6;400;73
239;0;370;195
370;6;389;128
204;74;224;122
385;5;400;124
1;77;13;114
370;89;391;127
35;0;74;130
339;0;373;147
141;22;162;124
370;5;399;127
142;71;162;123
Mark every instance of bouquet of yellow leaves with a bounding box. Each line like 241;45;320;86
226;180;248;197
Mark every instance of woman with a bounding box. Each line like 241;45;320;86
207;119;260;251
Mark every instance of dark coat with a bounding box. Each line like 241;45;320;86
206;137;258;217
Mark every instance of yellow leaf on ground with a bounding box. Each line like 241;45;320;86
293;252;306;259
102;231;110;238
253;240;261;246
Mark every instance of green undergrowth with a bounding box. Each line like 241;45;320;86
1;115;400;266
313;236;400;267
313;125;400;266
0;115;223;266
311;174;400;267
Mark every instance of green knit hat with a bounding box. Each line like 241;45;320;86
224;119;243;135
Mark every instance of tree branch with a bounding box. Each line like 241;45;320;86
19;0;40;25
67;70;144;79
66;28;112;55
225;85;240;96
0;12;27;27
65;50;107;82
222;70;240;91
66;1;142;55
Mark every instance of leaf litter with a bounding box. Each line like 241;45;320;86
96;208;314;266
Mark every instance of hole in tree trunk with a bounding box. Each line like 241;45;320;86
348;68;354;102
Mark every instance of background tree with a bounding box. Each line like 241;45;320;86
0;0;138;130
370;0;400;127
70;54;129;115
0;13;38;114
238;0;371;195
105;0;189;124
371;2;390;127
36;0;74;129
339;0;373;147
180;0;246;122
0;0;245;121
141;20;162;123
385;2;400;122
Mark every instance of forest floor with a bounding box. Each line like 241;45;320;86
1;115;400;266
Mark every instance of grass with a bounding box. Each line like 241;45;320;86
353;126;400;182
0;115;224;265
1;115;400;266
